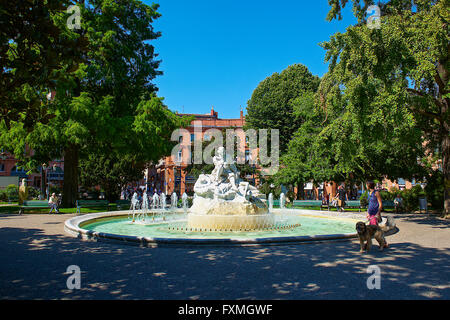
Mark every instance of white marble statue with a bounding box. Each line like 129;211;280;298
189;147;267;217
188;147;271;230
193;147;258;202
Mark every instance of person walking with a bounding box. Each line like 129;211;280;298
366;180;388;248
48;193;59;214
366;181;383;225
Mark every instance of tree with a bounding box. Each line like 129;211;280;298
0;1;187;207
275;92;339;199
79;153;146;202
321;0;449;216
0;0;86;130
245;64;321;154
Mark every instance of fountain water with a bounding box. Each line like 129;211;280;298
152;193;159;210
280;193;286;209
160;193;166;210
268;193;273;213
171;192;178;209
129;192;139;221
182;193;188;213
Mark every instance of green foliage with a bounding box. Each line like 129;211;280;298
5;184;18;200
424;171;445;210
257;180;282;198
245;64;320;154
401;185;426;212
322;0;449;213
360;191;369;207
27;186;41;200
0;0;187;207
49;185;61;196
79;152;147;202
0;0;87;130
379;190;395;201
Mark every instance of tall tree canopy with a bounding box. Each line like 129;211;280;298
320;0;449;216
245;64;320;154
275;92;339;198
0;0;189;206
0;0;86;129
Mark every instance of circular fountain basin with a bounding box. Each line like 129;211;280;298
65;209;361;246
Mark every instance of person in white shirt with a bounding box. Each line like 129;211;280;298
48;193;59;214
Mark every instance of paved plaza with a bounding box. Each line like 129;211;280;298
0;212;449;299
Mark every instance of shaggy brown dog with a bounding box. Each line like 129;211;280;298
355;221;387;253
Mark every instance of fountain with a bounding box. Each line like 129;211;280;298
280;193;286;209
65;148;373;245
152;193;159;210
160;193;166;210
182;193;188;213
171;192;178;209
268;193;273;213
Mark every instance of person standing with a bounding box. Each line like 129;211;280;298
366;180;388;248
337;184;348;212
366;181;382;225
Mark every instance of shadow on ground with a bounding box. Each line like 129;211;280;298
0;224;449;300
390;213;450;229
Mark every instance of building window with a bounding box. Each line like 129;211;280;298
177;150;182;162
178;136;183;143
190;134;195;142
0;163;4;172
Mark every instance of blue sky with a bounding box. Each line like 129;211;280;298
145;0;357;118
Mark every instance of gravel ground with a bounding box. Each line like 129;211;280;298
0;211;449;299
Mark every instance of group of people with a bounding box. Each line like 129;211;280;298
323;184;348;212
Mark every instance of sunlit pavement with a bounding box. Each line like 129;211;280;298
0;212;449;299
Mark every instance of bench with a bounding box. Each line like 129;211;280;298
382;200;395;211
116;199;131;210
345;200;363;212
293;200;326;210
19;200;50;214
76;200;109;214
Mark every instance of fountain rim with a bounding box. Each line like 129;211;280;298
64;209;359;246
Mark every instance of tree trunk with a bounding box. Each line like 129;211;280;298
443;128;450;218
62;143;79;208
296;182;305;200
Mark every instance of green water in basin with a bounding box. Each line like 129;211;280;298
82;213;356;240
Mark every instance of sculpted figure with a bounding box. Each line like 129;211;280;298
18;178;28;205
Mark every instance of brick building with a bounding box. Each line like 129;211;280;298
145;106;250;196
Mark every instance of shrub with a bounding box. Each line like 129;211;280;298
379;190;394;201
0;189;7;202
401;185;426;212
27;186;41;200
360;191;369;207
5;184;18;200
